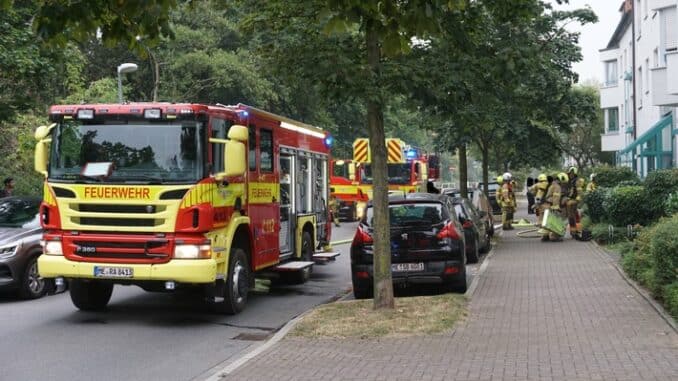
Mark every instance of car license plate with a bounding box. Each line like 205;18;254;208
391;262;424;272
94;266;133;278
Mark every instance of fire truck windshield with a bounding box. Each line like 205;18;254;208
361;163;411;185
48;121;204;183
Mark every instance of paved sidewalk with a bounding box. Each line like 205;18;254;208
217;216;678;380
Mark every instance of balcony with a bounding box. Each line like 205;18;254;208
651;51;678;107
649;0;677;11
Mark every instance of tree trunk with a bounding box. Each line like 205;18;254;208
481;142;489;195
366;20;394;310
459;144;468;198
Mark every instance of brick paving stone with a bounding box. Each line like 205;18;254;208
217;200;678;381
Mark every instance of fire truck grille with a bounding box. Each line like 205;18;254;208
72;240;169;260
76;204;166;214
69;203;167;228
77;217;157;227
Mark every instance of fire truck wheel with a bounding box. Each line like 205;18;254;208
69;280;113;311
217;247;250;314
287;231;314;285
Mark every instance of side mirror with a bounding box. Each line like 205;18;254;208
35;123;56;140
222;140;246;177
228;124;248;142
35;139;51;177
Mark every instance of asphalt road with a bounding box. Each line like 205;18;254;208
0;223;357;381
0;220;487;381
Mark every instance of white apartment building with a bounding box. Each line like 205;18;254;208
599;0;678;177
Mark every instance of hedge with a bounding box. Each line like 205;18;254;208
603;186;655;226
591;166;640;187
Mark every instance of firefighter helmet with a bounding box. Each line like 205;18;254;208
502;173;511;181
568;166;578;175
590;173;596;181
537;174;547;182
557;172;568;182
497;175;504;183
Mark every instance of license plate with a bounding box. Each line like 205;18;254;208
391;262;424;272
94;266;134;278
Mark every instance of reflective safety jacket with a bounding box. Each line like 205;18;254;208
545;181;562;211
529;181;549;203
500;182;515;208
586;181;597;193
568;175;586;202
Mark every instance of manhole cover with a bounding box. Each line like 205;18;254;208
232;333;270;341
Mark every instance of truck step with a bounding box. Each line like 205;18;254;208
313;251;340;263
274;261;315;272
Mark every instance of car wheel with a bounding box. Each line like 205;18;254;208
445;265;467;294
352;279;373;299
69;280;114;311
215;246;250;314
18;256;48;299
467;237;480;263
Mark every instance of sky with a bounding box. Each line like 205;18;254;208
549;0;623;83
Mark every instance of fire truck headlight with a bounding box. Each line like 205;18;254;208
42;240;63;256
174;244;211;259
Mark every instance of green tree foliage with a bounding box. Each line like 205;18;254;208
0;3;84;121
553;85;605;171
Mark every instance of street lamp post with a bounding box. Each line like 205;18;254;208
117;63;138;103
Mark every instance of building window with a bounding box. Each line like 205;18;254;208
645;58;650;93
637;0;642;36
604;60;618;86
606;108;619;132
660;6;677;65
638;66;643;106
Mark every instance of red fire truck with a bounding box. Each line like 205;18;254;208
35;102;338;314
353;138;439;196
329;159;369;221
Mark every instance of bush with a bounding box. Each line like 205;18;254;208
592;166;640;187
649;215;678;287
590;223;628;245
603;186;655;226
643;168;678;220
583;188;609;223
663;282;678;319
667;192;678;216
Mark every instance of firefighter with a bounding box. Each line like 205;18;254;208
528;173;549;227
499;173;515;230
586;173;597;193
541;172;567;242
328;194;340;227
565;166;585;237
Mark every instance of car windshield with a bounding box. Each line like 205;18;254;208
0;198;40;228
361;163;412;185
365;202;446;227
48;120;204;184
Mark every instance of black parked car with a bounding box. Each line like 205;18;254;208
0;196;53;299
477;181;502;215
350;193;467;299
450;197;491;264
442;187;495;238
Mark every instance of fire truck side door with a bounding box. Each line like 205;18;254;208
279;154;294;253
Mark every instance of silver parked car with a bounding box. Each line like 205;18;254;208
0;196;54;299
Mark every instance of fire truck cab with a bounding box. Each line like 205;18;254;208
34;103;338;314
329;159;368;221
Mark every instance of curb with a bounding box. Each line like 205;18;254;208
589;242;678;334
329;238;353;246
203;235;495;379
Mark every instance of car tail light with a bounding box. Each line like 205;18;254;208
352;225;373;246
462;220;473;229
437;222;461;240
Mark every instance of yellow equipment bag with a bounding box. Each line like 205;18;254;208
541;209;566;236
